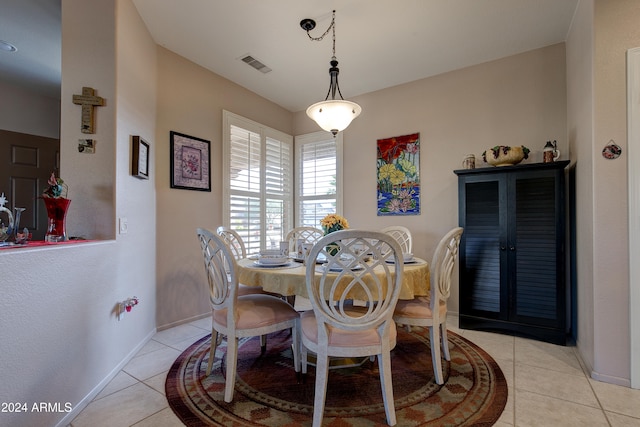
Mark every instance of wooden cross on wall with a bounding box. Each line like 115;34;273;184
72;87;105;134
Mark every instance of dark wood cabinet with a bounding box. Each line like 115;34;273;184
454;161;570;345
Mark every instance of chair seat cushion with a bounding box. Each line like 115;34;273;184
213;294;298;329
300;310;397;348
238;283;265;296
394;296;447;319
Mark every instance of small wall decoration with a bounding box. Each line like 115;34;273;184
377;132;420;216
78;139;96;153
170;131;211;191
602;139;622;160
131;136;150;179
72;87;105;134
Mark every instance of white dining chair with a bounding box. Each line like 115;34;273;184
301;229;404;427
216;226;265;296
285;226;324;256
196;228;300;402
393;227;463;385
381;225;412;254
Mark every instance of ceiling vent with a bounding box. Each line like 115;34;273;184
240;55;272;74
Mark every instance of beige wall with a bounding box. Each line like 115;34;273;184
0;82;60;138
567;0;596;380
296;43;568;313
154;48;293;328
0;1;159;425
590;0;640;385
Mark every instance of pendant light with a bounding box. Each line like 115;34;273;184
301;10;361;136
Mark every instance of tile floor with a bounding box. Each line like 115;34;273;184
69;314;640;427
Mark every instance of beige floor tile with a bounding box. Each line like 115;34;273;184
153;323;209;346
144;370;169;396
132;407;184;426
71;382;167;427
515;337;583;376
136;338;169;357
516;363;599;407
460;329;515;362
606;411;640;426
189;316;212;331
94;371;138;400
123;346;181;381
169;331;209;352
515;390;609;426
590;378;640;418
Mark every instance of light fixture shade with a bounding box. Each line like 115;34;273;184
306;99;362;135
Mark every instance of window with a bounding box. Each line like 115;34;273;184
294;131;343;227
223;111;293;253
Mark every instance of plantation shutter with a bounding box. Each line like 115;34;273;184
223;111;293;253
295;132;343;227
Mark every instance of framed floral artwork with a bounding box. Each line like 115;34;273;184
376;132;420;215
170;131;211;191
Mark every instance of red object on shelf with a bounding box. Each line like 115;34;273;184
42;197;71;242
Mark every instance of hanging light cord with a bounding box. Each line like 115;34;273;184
303;10;343;101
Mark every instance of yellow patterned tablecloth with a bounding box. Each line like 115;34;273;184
236;258;430;300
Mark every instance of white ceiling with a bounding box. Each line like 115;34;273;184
1;0;579;112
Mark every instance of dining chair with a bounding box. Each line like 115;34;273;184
196;228;301;403
392;227;463;385
381;225;412;254
216;226;265;296
285;226;324;257
301;229;404;427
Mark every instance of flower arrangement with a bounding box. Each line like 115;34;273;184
320;213;349;235
42;172;68;199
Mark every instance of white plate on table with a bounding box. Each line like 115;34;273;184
253;259;290;268
385;257;418;265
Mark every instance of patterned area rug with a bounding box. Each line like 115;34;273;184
166;327;507;426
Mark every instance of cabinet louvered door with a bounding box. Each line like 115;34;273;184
456;161;569;345
511;171;565;328
459;177;508;320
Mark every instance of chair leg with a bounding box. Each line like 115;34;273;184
440;321;451;361
430;325;444;385
292;320;301;373
224;336;238;403
377;352;397;426
207;329;219;376
312;352;330;427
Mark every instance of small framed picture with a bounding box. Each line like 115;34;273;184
132;136;150;179
170;131;211;191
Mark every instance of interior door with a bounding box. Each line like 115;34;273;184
0;129;60;240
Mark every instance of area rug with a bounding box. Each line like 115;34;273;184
166;327;507;426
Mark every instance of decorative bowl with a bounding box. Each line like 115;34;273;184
257;255;288;265
482;145;530;167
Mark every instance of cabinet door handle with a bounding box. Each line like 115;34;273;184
500;245;506;251
510;246;516;251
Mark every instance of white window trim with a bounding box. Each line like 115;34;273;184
222;110;293;248
294;131;344;226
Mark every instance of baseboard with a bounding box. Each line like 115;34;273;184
157;312;210;331
54;328;157;427
591;370;631;388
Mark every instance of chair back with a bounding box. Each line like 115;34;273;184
305;230;403;334
196;228;239;313
430;227;463;306
381;225;412;253
286;226;324;255
216;226;247;260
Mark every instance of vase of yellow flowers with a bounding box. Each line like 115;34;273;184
320;213;349;256
41;172;70;242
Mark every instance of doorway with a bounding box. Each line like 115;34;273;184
0;129;60;240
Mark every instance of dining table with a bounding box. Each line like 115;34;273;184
236;255;430;300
